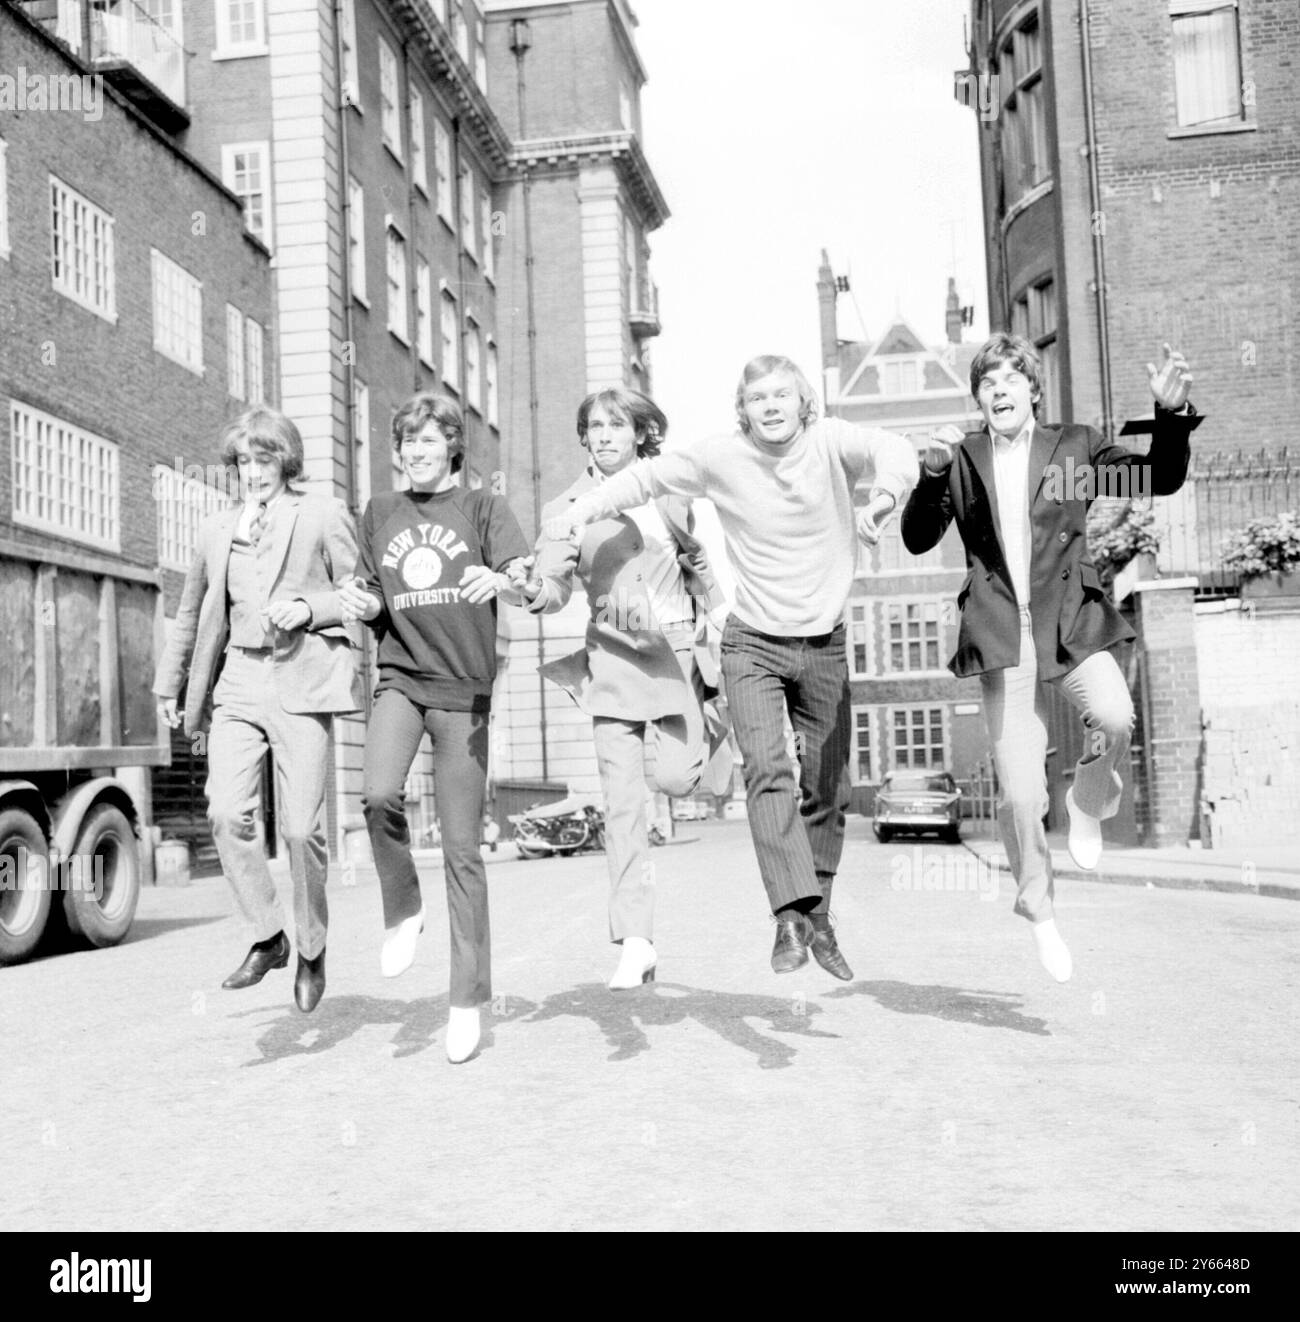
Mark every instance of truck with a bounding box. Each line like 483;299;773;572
0;537;166;965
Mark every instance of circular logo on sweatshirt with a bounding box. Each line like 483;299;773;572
401;547;443;589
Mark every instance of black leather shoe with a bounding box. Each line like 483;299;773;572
771;915;811;973
222;932;289;989
809;924;854;981
294;950;326;1013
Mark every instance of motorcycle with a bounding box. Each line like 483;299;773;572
508;796;606;859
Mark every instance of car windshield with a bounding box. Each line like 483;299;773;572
887;774;953;793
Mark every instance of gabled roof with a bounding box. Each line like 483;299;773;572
839;315;969;399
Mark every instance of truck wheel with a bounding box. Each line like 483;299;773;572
62;805;140;948
0;809;52;966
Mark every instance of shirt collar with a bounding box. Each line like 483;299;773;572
992;417;1035;452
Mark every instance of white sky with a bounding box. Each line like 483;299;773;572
636;0;990;438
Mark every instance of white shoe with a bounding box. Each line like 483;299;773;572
608;936;657;990
446;1006;481;1063
1032;918;1073;982
1065;788;1103;871
380;906;424;978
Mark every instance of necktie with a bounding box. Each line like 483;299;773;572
248;500;268;547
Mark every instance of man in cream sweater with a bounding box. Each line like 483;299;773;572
547;354;918;979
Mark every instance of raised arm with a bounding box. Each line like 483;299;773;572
543;448;709;540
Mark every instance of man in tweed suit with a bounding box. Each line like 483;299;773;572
153;407;361;1012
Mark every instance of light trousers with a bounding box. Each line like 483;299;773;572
980;608;1135;922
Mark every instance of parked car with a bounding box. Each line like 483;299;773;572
873;770;962;843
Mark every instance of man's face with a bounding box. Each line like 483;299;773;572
585;403;638;476
742;371;804;445
975;358;1038;439
234;436;287;504
400;421;456;491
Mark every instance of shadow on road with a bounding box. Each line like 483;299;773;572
236;992;538;1066
824;980;1051;1036
124;915;226;944
523;981;841;1069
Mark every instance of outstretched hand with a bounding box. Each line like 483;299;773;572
459;564;508;604
1147;342;1193;412
856;491;898;546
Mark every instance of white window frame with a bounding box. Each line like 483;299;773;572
465;319;482;413
245;316;265;404
10;399;120;551
434;120;453;228
213;0;267;59
847;601;873;678
850;706;875;786
479;189;494;282
440;288;460;391
348;177;367;302
155;464;232;572
416;257;434;366
220;141;272;247
1170;0;1247;131
881;359;922;397
226;304;246;399
340;0;359;107
0;137;9;260
353;377;371;506
151;249;204;375
386;223;409;343
458;162;476;255
379;37;402;159
888;705;948;772
884;599;947;676
486;339;499;428
49;175;116;322
410;88;428;194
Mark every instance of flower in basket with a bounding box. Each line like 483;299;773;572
1219;512;1300;581
1086;499;1160;587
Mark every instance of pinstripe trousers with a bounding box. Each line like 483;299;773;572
720;617;852;914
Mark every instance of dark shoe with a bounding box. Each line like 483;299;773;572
771;915;811;973
809;924;854;981
222;932;289;989
294;950;326;1013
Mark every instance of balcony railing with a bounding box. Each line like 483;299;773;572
88;0;187;129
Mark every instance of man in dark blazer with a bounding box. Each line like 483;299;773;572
154;407;362;1012
902;336;1198;981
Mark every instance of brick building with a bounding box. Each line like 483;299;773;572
959;0;1300;845
817;256;986;811
1;1;274;864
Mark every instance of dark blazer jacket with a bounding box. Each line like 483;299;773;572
529;469;724;721
900;406;1199;680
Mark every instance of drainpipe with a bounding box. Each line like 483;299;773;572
332;0;359;516
511;17;549;781
1080;0;1115;441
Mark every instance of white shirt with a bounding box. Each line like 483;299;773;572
991;420;1033;605
235;490;285;544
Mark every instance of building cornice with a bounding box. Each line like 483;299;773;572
388;0;513;174
509;130;668;228
484;0;647;84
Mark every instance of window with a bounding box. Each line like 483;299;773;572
848;603;871;677
56;0;81;52
434;120;453;227
0;137;9;259
379;38;401;157
348;178;366;300
214;0;266;57
465;320;481;412
1012;276;1059;422
486;341;499;427
851;708;873;784
416;258;434;365
352;378;371;506
226;305;245;399
339;0;359;105
999;11;1049;200
458;163;476;254
882;360;920;395
386;225;408;342
49;176;116;321
151;250;204;373
873;522;944;572
155;464;231;571
1171;2;1245;129
480;190;495;281
891;707;946;771
451;2;469;63
624;214;639;303
619;79;632;131
221;142;271;245
245;318;265;403
886;602;943;673
410;88;428;192
441;290;460;390
11;400;120;550
474;15;488;90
